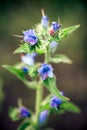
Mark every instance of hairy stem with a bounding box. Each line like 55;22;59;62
35;47;49;127
35;81;43;125
45;46;50;63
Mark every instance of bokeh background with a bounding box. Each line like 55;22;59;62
0;0;87;130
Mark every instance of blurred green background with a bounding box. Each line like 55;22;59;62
0;0;87;130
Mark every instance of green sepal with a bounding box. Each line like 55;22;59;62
8;107;20;121
28;40;42;53
14;40;42;54
29;63;41;78
43;77;68;101
3;65;37;89
49;54;72;64
59;24;80;40
36;47;45;54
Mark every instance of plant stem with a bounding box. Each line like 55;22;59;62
35;47;49;127
45;46;50;63
35;81;43;125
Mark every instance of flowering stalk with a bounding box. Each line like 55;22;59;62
3;9;80;130
35;81;42;125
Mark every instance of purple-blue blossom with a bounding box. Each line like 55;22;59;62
50;96;62;108
50;41;58;49
21;53;36;66
39;110;49;125
23;29;38;46
41;15;48;28
19;107;31;118
38;63;53;80
52;22;61;31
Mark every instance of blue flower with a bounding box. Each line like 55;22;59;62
50;96;62;108
39;110;49;125
38;63;53;80
41;15;48;28
50;41;58;49
21;53;36;66
19;107;31;118
52;22;61;31
41;9;48;28
23;29;38;46
22;66;28;73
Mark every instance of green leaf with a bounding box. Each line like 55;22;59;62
14;43;30;54
18;120;31;130
59;25;80;40
43;77;68;101
3;65;25;79
3;65;36;89
36;47;45;54
60;101;81;113
8;107;20;121
49;54;72;64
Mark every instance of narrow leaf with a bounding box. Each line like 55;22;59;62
49;54;72;64
43;77;68;101
59;25;80;40
3;65;36;89
3;65;25;79
14;43;30;54
60;101;81;113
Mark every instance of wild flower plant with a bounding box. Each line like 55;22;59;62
3;9;80;130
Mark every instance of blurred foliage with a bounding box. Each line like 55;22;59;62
0;78;4;113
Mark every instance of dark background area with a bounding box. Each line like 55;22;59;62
0;0;87;130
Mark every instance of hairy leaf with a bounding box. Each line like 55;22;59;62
59;25;80;40
43;77;68;101
14;43;30;54
3;65;36;89
60;101;81;113
49;54;72;64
